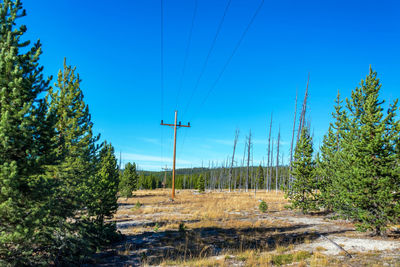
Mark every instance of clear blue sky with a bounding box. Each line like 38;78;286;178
22;0;399;170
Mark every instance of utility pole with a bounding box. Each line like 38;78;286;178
161;110;190;200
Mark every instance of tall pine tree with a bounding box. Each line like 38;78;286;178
318;91;347;210
334;67;400;235
0;0;58;264
286;127;318;213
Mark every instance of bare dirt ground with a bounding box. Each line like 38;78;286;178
90;190;400;266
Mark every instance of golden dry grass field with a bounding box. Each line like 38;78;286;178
92;189;400;266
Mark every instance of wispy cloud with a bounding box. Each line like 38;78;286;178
138;137;161;145
208;138;289;147
121;153;192;165
210;139;233;145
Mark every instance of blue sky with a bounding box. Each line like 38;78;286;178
22;0;399;170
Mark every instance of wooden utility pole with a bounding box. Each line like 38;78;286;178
161;110;190;200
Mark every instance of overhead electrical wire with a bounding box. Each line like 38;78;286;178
160;0;164;120
181;0;233;120
175;0;198;110
178;0;264;158
191;0;265;123
160;0;165;169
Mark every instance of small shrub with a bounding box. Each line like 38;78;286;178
154;223;160;232
271;254;293;265
259;200;268;213
130;201;142;211
179;222;186;233
293;251;311;261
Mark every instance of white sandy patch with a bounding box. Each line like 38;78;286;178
296;236;400;255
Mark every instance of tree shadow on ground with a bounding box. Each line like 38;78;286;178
89;223;352;266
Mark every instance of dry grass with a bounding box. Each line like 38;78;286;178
102;189;400;266
114;189;289;234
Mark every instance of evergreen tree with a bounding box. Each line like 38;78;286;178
119;162;138;197
256;164;264;189
286;127;318;213
318;91;347;210
0;1;60;264
85;142;120;245
333;68;400;235
47;58;103;261
50;58;99;207
197;174;205;192
88;143;119;223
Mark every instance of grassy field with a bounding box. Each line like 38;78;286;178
93;189;400;266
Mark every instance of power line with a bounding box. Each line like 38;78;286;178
182;0;233;119
176;0;198;110
160;0;165;168
200;0;265;110
160;0;164;119
191;0;265;123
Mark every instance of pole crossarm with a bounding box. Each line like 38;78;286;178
160;121;191;128
160;110;190;200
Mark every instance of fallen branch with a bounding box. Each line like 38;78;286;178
318;233;352;258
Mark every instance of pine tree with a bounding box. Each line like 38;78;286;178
0;1;59;264
47;58;103;261
333;67;400;235
119;162;138;197
50;58;100;209
88;143;119;223
197;174;205;192
256;164;264;190
318;91;347;210
286;127;318;213
85;142;120;245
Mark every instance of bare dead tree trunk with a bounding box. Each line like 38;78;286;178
233;164;237;191
281;152;285;189
219;161;224;192
297;74;310;143
225;158;229;190
270;138;274;192
276;128;280;193
289;89;298;189
240;142;246;192
267;114;272;192
246;130;252;193
252;145;256;197
229;129;239;192
262;157;265;191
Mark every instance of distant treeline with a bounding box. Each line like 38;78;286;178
121;165;290;191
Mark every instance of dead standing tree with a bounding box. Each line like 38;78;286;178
240;142;246;192
246;130;252;193
289;89;298;189
276;127;280;192
270;137;274;191
297;74;310;143
229;129;239;192
266;114;273;191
